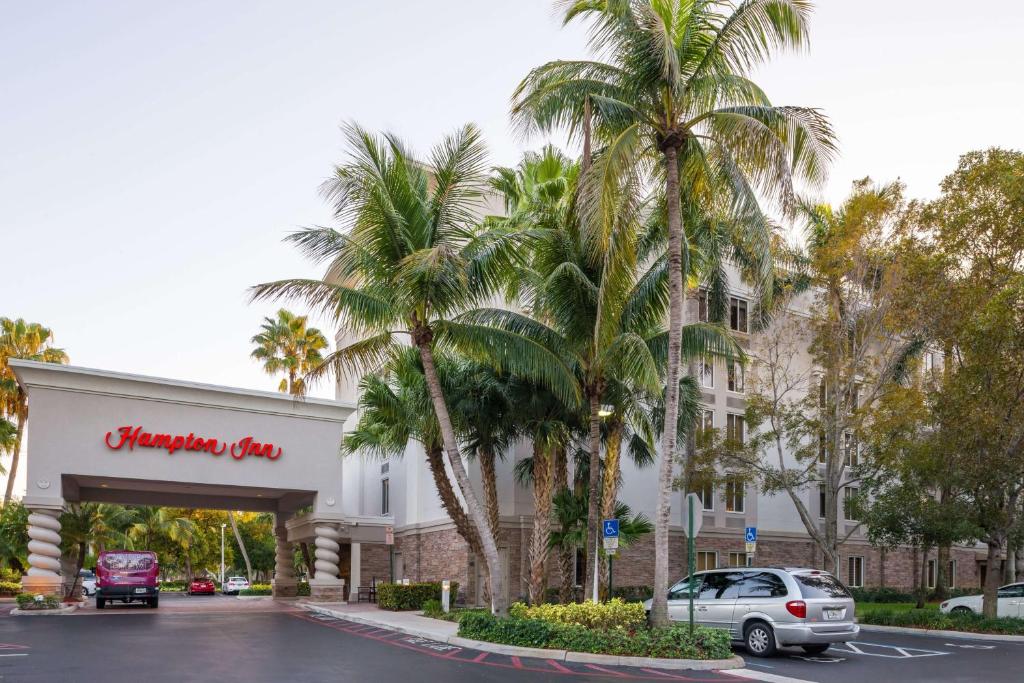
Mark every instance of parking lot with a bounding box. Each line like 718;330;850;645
0;597;1020;682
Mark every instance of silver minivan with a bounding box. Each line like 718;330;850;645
643;567;859;657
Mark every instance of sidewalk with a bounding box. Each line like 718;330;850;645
298;601;744;671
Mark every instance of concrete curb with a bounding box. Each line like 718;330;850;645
11;605;78;616
858;623;1024;642
236;595;273;601
301;604;744;670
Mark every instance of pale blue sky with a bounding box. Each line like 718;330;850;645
3;0;1022;408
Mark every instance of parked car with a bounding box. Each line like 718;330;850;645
222;576;250;595
187;577;216;596
643;567;859;657
79;569;97;596
95;550;159;609
940;583;1024;617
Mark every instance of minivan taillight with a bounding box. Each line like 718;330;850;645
786;600;807;618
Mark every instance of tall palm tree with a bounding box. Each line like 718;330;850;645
60;503;135;597
512;0;836;624
227;511;252;581
252;124;576;616
250;308;329;396
0;318;69;506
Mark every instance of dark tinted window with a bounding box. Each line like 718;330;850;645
668;575;703;600
998;584;1024;598
794;573;852;599
739;572;788;598
697;572;744;600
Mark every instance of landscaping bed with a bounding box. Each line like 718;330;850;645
455;600;732;661
859;607;1024;635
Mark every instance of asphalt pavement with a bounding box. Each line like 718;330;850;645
0;594;1020;682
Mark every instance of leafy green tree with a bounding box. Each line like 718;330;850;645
60;503;136;597
252;124;575;616
0;318;69;505
513;0;835;625
0;501;29;572
250;308;329;396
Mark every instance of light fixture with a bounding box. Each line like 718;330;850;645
100;484;108;488
598;404;614;418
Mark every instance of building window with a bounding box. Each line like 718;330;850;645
727;360;745;393
818;433;827;463
843;432;859;467
726;413;745;445
697;290;709;323
700;408;714;435
728;552;753;568
692;481;714;512
724;475;745;513
847;556;864;588
729;297;749;333
381;477;390;515
927;559;957;589
923;352;935;375
948;560;956;588
699;357;714;389
843;486;859;520
818;484;827;519
696;551;718;572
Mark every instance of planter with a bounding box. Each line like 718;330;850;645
11;605;78;616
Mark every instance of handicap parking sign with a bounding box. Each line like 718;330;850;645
603;519;619;538
744;527;757;543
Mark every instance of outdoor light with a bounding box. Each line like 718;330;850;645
598;404;614;417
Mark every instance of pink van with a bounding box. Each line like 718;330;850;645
95;550;160;609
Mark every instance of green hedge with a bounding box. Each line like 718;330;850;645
458;613;732;659
16;593;62;610
240;584;272;596
377;582;459;611
612;585;653;603
851;587;978;603
509;598;646;630
0;581;22;596
298;582;310;597
859;608;1024;635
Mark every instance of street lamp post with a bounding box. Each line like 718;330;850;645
220;523;226;585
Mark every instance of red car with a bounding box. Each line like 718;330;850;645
187;577;216;595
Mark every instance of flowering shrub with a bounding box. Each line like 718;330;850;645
239;584;272;596
0;581;23;596
509;598;646;631
15;593;62;610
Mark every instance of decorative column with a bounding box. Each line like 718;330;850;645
348;542;361;604
23;509;63;596
271;517;297;598
308;524;345;601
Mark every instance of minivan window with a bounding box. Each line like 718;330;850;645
668;576;703;600
697;572;744;600
739;572;788;598
794;573;852;599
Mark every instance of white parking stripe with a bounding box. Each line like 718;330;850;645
830;642;949;658
722;668;816;683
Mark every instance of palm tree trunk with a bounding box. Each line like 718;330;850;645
228;511;253;581
301;542;315;579
581;96;592;174
652;142;686;627
600;422;622;522
583;392;602;602
935;543;951;601
416;339;507;616
184;553;193;582
479;448;500;541
528;443;553;605
425;446;483;557
3;407;26;506
553;447;574;603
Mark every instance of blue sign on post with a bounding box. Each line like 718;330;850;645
745;527;757;543
603;519;620;538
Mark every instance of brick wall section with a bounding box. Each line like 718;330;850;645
360;543;392;585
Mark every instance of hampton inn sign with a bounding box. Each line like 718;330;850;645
105;425;284;460
10;358;393;602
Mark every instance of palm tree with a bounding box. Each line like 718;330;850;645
252;124;576;616
250;308;329;396
60;503;135;597
227;511;252;581
0;318;69;506
513;0;836;625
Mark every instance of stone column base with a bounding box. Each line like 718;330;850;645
307;578;346;602
272;580;298;598
22;575;62;597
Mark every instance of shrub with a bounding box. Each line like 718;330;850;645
509;598;646;631
611;586;653;603
457;612;731;660
0;568;22;583
240;584;272;596
377;582;459;611
297;582;310;597
851;587;915;603
0;581;23;596
859;608;1024;635
422;599;443;617
15;593;62;610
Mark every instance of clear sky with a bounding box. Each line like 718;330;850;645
2;0;1022;414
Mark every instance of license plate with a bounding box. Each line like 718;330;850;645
134;588;147;594
824;609;843;620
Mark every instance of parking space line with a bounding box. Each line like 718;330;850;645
722;668;816;683
830;642;949;658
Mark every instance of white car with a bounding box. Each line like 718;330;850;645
79;569;97;596
222;576;250;595
940;582;1024;617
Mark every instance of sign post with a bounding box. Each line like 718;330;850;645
745;527;757;563
601;519;620;603
682;492;702;636
386;526;395;582
441;579;451;613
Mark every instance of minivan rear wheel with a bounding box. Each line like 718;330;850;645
744;621;777;658
802;644;830;655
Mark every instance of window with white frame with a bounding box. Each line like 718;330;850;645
729;297;749;333
692;481;715;512
843;486;860;520
948;559;956;588
726;413;745;445
696;551;718;572
381;477;390;515
700;408;714;435
697;290;709;323
699;357;714;388
843;431;859;467
818;484;827;519
847;556;864;588
724;475;745;513
727;360;745;393
927;559;957;589
728;552;753;567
